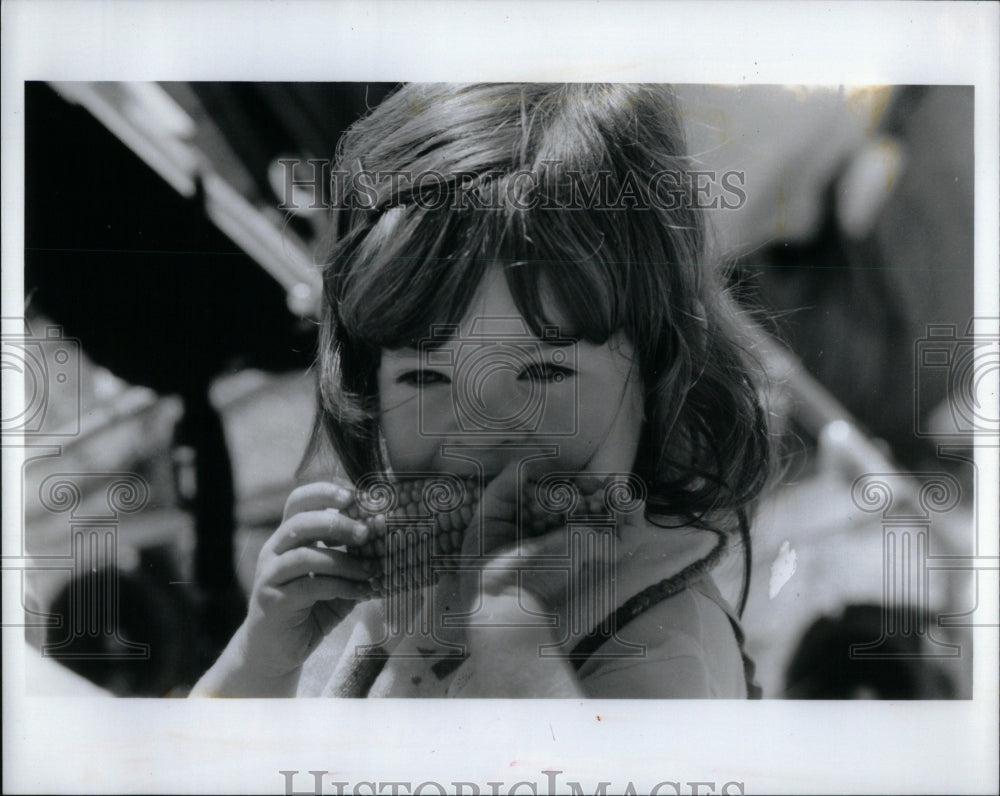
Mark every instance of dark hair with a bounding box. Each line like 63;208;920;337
306;83;770;544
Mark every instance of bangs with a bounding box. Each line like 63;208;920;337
324;82;695;353
332;205;489;349
332;198;622;349
504;220;619;344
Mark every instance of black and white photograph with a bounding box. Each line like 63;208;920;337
3;2;998;794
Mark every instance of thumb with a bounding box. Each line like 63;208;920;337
460;460;523;559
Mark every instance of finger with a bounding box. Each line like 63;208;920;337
491;525;568;560
477;524;616;608
479;462;522;521
461;459;580;559
283;480;356;522
473;519;618;586
460;461;521;559
263;546;374;586
280;574;374;607
473;528;569;579
270;509;370;555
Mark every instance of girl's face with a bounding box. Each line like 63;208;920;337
377;267;645;480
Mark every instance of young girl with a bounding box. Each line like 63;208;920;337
193;83;770;699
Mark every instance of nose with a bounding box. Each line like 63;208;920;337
457;353;539;433
473;363;522;425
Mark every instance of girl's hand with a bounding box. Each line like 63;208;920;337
236;480;376;681
451;463;588;697
458;463;635;613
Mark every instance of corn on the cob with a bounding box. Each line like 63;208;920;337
343;474;631;595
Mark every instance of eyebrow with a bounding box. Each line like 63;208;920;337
382;347;421;358
386;338;578;357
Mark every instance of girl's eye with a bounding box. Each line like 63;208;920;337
396;369;451;387
519;362;575;383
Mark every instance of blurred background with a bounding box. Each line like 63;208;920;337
14;82;982;697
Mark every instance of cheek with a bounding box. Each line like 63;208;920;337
377;378;427;471
581;379;642;450
380;408;442;472
379;406;411;468
568;347;644;472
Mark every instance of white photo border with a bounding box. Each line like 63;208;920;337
3;2;998;794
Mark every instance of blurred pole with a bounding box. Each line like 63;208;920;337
740;306;971;674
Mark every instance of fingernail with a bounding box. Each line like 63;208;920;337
353;523;369;543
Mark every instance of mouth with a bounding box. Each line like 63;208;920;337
434;442;537;477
